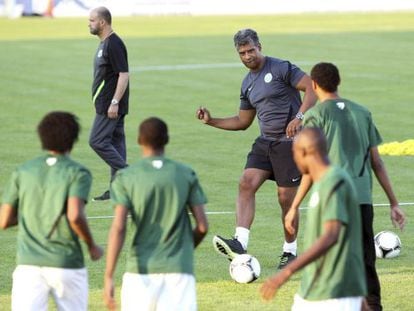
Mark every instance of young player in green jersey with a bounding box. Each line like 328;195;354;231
261;127;367;310
285;62;406;310
0;111;103;311
104;117;208;310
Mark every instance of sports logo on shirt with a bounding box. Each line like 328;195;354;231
46;157;57;166
264;73;272;83
309;191;320;208
97;49;103;58
336;102;345;110
152;160;163;169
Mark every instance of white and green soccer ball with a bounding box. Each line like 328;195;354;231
229;254;261;283
374;231;402;259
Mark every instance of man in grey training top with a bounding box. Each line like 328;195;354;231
196;28;317;268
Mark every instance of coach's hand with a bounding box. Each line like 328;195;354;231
108;103;119;119
196;106;211;124
286;118;302;138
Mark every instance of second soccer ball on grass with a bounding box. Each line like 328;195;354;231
374;230;402;259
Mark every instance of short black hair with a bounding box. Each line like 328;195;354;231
233;29;260;48
138;117;169;150
96;6;112;25
299;127;328;156
310;62;341;92
37;111;80;153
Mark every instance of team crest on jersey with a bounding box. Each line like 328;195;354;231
336;102;345;110
97;49;103;58
152;160;163;169
46;157;57;166
264;73;272;83
309;191;320;208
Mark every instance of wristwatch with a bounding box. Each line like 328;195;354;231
111;99;119;106
295;111;304;120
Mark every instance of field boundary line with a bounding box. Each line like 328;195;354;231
299;202;414;210
87;202;413;219
87;211;234;219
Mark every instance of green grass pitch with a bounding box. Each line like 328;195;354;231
0;11;413;310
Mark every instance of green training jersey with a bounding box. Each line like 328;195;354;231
303;98;382;204
2;154;92;268
111;156;207;275
299;166;367;300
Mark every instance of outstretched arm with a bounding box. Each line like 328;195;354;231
196;107;256;131
261;220;342;301
370;147;406;230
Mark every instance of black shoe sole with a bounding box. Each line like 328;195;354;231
92;192;110;201
92;197;110;201
212;236;244;261
92;196;111;202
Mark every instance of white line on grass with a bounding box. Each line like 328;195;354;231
87;202;413;220
131;61;315;72
87;211;234;220
299;202;414;210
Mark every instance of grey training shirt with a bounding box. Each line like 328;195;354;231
240;56;305;140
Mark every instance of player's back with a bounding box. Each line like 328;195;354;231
112;156;202;275
6;154;90;268
304;98;382;204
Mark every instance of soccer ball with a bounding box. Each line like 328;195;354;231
229;254;261;283
374;231;402;259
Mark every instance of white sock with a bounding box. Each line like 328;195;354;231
235;227;250;250
283;240;297;255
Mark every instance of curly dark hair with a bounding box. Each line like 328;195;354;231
310;62;341;93
37;111;80;153
138;117;169;150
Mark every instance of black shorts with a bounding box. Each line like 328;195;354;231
245;137;301;187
